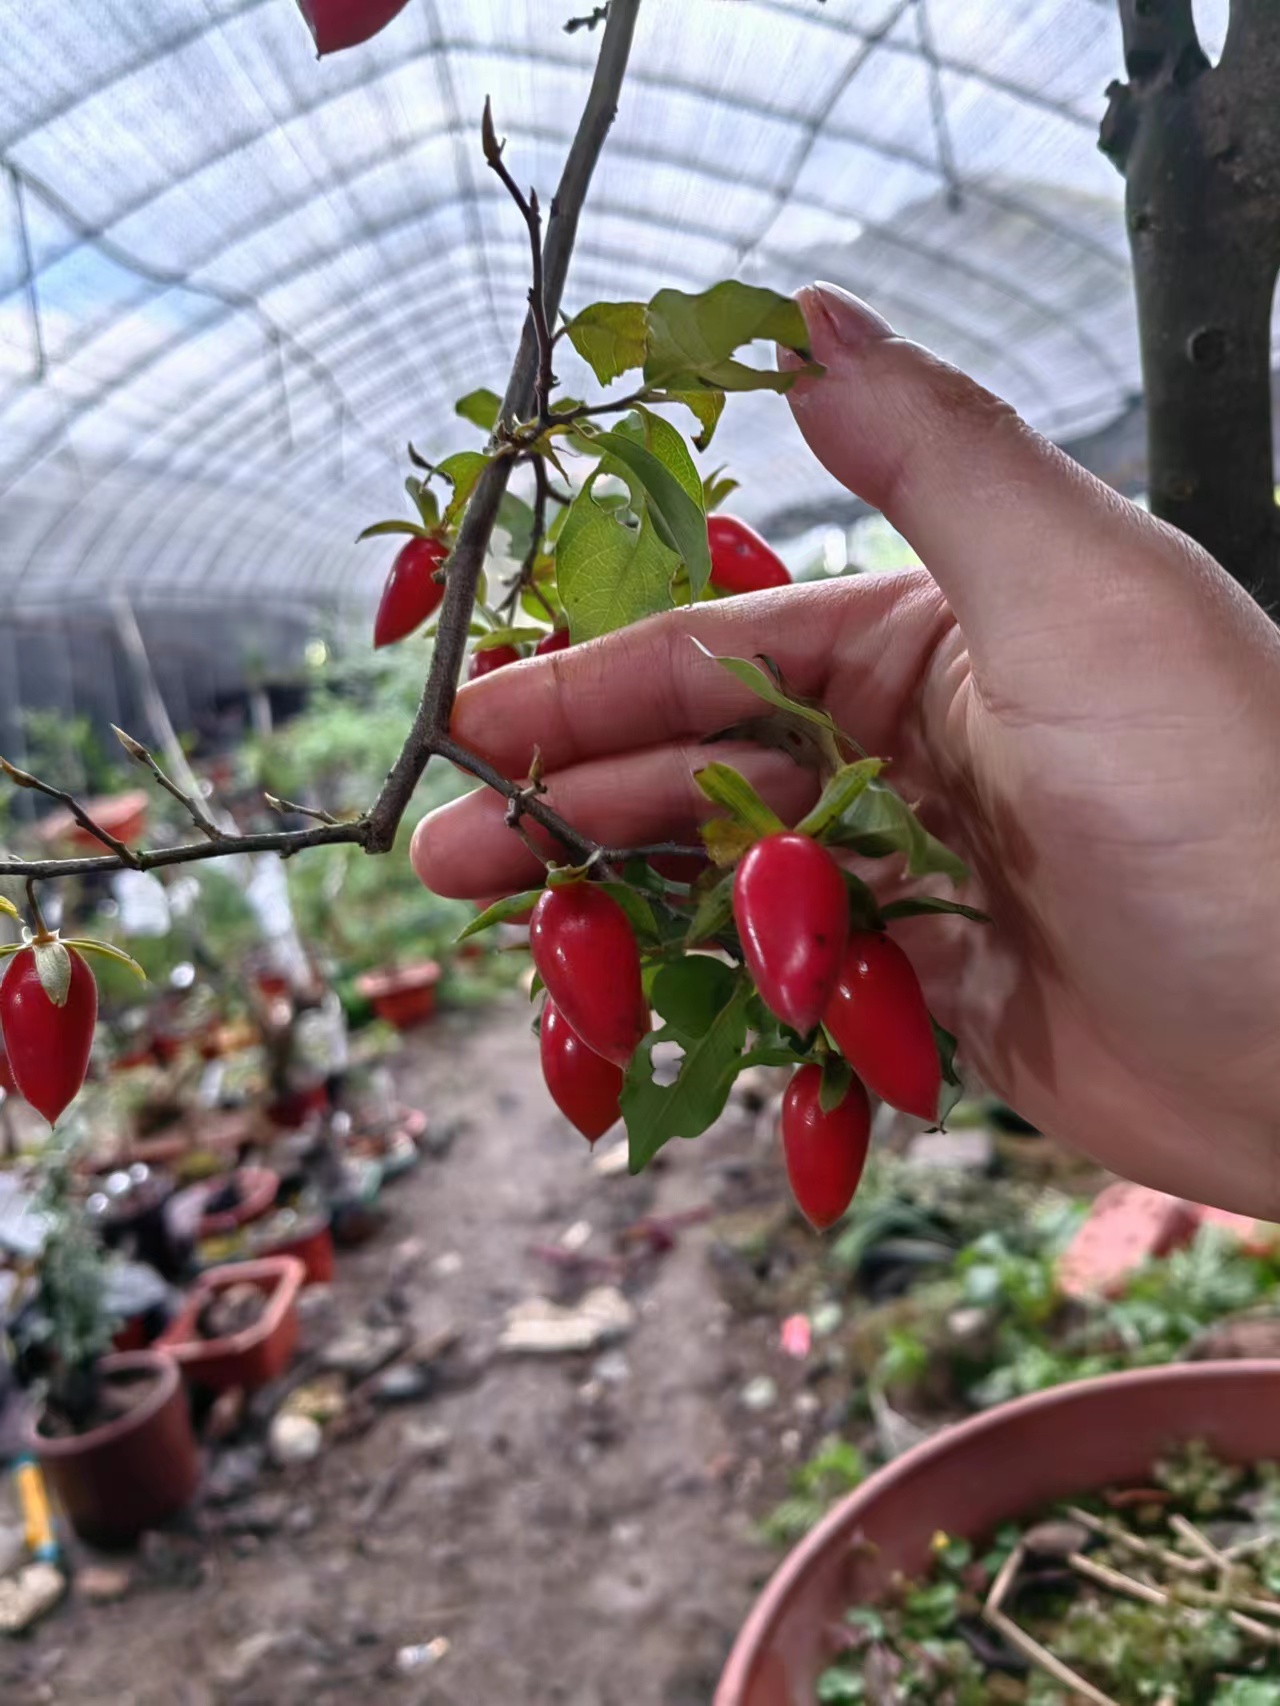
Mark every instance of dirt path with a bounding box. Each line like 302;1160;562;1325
3;998;792;1706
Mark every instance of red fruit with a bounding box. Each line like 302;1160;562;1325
733;833;849;1034
529;883;648;1068
707;515;791;595
373;536;447;649
823;931;941;1122
0;945;98;1124
781;1064;871;1230
469;644;521;680
540;999;624;1145
296;0;412;55
535;627;571;656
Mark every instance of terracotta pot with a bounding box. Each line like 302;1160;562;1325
38;790;151;851
716;1361;1280;1706
355;961;441;1030
31;1351;199;1549
157;1256;304;1394
248;1214;335;1286
194;1166;279;1239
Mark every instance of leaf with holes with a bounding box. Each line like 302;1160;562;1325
644;282;821;393
647;388;726;451
563;300;648;385
556;480;680;641
621;966;751;1170
584;411;711;595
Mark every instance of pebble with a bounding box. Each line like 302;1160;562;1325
77;1564;131;1605
0;1563;64;1633
371;1362;434;1404
739;1375;778;1412
395;1636;450;1673
320;1323;405;1380
499;1286;635;1355
433;1251;463;1279
270;1412;323;1466
205;1444;264;1505
591;1350;631;1385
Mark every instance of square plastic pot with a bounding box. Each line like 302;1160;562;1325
157;1255;304;1395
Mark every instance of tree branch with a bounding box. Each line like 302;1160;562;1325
1103;0;1280;606
0;0;643;887
1;759;142;869
112;725;224;842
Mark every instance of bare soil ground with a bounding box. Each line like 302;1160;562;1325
0;998;808;1706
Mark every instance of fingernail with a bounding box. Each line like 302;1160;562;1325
806;282;894;350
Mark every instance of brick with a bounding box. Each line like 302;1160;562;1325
1057;1182;1199;1300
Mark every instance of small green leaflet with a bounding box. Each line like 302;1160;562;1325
818;1054;854;1115
703;468;739;512
932;1017;964;1128
685;872;734;947
0;895;16;920
693;762;784;837
562;301;647;386
597;883;661;944
406;476;440;529
66;938;147;982
694;643;850;757
644;282;821;394
825;780;969;884
556;484;680;641
356;518;429;542
586;416;711;597
881;896;989;924
455;388;502;431
472;627;544;651
646;388;725;451
436;451;492;532
795;759;885;840
455;889;543;941
621;961;751;1170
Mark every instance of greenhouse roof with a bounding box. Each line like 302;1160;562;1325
0;0;1250;615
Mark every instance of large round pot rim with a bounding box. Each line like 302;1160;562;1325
717;1358;1280;1703
29;1348;181;1457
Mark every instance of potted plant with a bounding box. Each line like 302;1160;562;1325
157;1254;304;1395
25;1148;199;1548
715;1360;1280;1705
354;959;442;1029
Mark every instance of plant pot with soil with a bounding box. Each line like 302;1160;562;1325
717;1361;1280;1705
353;960;441;1029
180;1164;279;1239
157;1255;304;1394
245;1206;335;1285
21;1149;198;1547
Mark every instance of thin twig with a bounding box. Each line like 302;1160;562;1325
1069;1548;1280;1646
483;97;555;420
1;758;142;868
1066;1505;1208;1574
982;1542;1121;1706
263;794;345;829
112;725;223;842
1068;1550;1168;1608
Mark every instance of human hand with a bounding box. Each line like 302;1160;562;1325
414;283;1280;1217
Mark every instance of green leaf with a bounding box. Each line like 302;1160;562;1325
356;518;429;542
436;451;492;532
796;759;885;841
693;762;785;838
621;974;752;1170
406;477;440;530
881;896;989;924
932;1017;963;1128
685;873;734;947
556;481;680;641
819;1054;854;1114
0;896;17;921
703;468;739;512
455;387;502;431
644;282;821;394
562;300;648;385
696;644;852;753
32;937;71;1007
650;955;739;1034
586;416;711;597
495;493;537;562
826;781;969;884
455;889;544;942
649;388;726;451
472;627;543;651
598;883;661;944
65;938;147;982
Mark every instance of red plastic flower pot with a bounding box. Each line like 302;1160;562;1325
354;960;441;1029
38;790;151;852
716;1361;1280;1705
194;1166;279;1239
158;1256;304;1396
31;1351;199;1549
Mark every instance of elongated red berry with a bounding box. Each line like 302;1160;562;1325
540;999;624;1145
373;537;447;649
529;883;647;1068
708;515;790;595
0;945;97;1124
781;1064;871;1230
823;931;940;1122
469;644;521;680
733;833;849;1034
296;0;412;55
535;627;571;656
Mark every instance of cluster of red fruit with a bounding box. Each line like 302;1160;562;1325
370;515;790;664
528;829;938;1234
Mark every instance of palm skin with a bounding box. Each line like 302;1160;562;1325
414;284;1280;1218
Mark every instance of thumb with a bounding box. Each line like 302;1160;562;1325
781;282;1192;672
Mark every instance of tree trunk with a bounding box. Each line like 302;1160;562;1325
1101;0;1280;608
